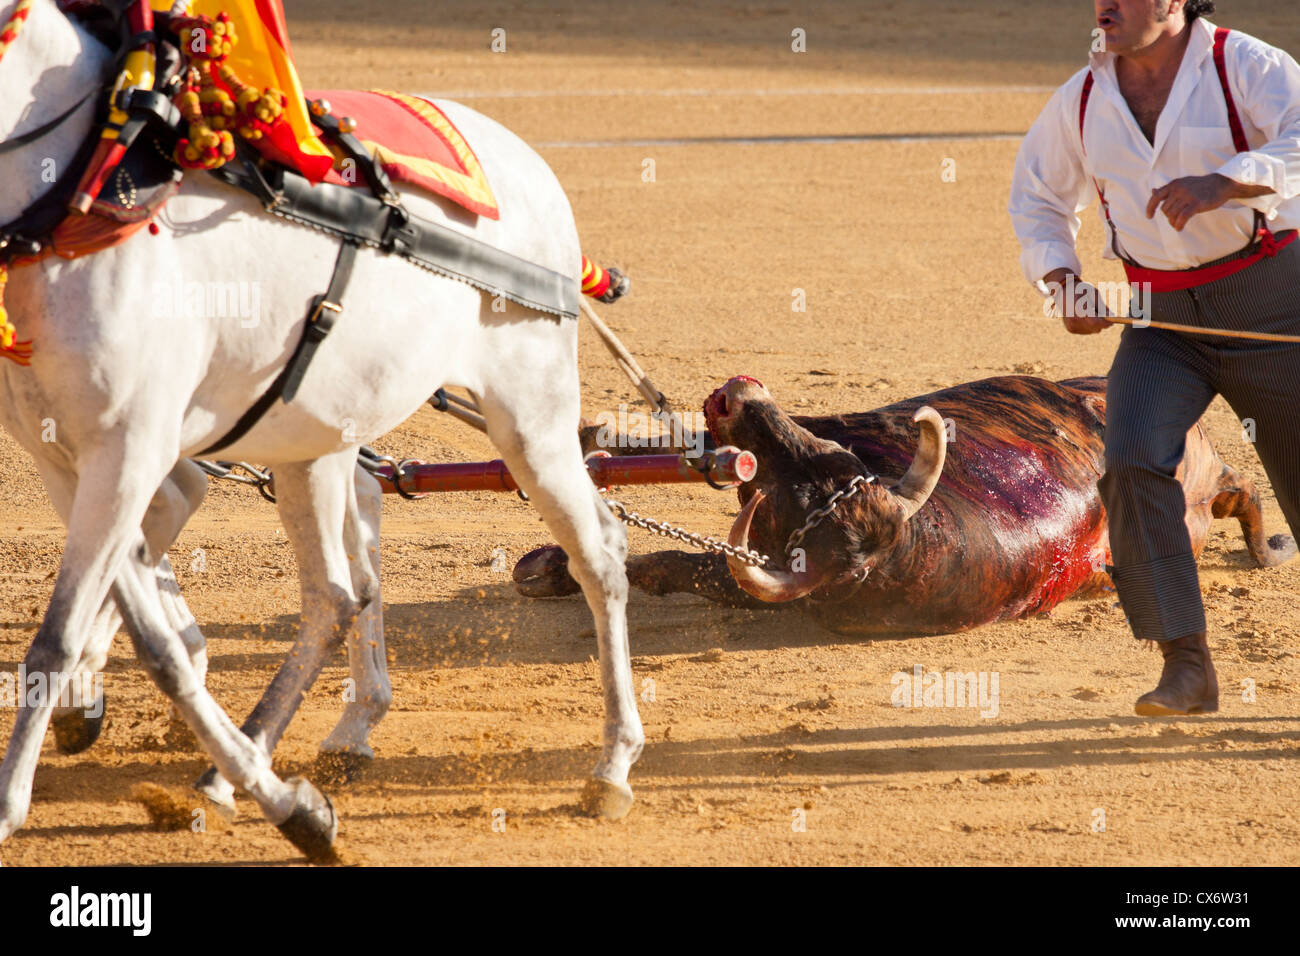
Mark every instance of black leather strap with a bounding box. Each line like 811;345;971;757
282;239;358;402
0;87;99;155
209;153;580;320
196;238;360;456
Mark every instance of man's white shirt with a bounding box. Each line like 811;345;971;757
1009;17;1300;286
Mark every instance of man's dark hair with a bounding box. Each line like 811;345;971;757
1184;0;1216;21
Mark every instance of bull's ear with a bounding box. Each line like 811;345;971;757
1081;394;1106;428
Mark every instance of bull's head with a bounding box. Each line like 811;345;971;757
703;376;946;603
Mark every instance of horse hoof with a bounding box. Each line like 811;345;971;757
193;766;238;819
579;777;634;821
314;750;372;786
52;701;105;755
513;545;581;598
276;777;339;863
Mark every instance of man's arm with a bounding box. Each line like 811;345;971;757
1009;77;1112;334
1149;36;1300;230
1009;80;1091;286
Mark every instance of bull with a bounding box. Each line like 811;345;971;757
516;375;1296;635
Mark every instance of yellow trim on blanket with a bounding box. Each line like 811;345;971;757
363;89;497;214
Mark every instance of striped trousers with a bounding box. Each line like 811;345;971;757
1099;240;1300;641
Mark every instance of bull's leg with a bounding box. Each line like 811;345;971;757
1210;464;1299;567
480;384;644;820
318;466;391;775
194;450;373;809
515;545;771;609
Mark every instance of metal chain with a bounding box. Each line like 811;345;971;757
784;474;875;558
603;498;772;568
192;460;277;503
357;445;427;499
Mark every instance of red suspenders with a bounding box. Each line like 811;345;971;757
1078;27;1295;290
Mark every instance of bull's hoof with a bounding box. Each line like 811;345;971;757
52;699;105;755
513;545;581;598
598;267;630;303
314;749;372;786
579;777;634;821
1264;533;1299;567
276;777;339;864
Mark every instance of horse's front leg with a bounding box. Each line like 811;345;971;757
51;460;209;755
0;439;173;847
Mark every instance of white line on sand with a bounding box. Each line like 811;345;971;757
532;132;1025;148
419;86;1055;100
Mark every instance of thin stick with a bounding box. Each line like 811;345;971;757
579;298;671;413
1105;315;1300;344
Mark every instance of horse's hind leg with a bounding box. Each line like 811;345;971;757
318;465;391;775
479;359;644;819
195;450;374;807
111;533;338;861
1211;464;1299;567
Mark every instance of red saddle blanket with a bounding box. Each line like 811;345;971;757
306;89;500;220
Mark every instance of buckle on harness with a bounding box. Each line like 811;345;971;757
308;298;343;324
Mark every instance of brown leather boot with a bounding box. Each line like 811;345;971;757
1134;632;1219;716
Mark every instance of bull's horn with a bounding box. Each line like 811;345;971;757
889;405;947;521
725;490;831;603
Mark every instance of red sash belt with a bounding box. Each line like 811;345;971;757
1122;229;1298;293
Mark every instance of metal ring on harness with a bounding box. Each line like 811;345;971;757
390;458;428;500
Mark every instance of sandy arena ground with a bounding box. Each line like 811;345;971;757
2;0;1299;866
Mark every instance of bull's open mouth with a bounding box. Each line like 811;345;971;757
704;375;766;429
704;388;728;425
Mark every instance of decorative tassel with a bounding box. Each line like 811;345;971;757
171;10;293;171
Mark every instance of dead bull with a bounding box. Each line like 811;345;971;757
516;375;1296;636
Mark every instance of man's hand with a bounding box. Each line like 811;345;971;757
1042;268;1113;335
1147;173;1275;231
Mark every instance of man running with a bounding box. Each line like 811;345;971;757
1009;0;1300;715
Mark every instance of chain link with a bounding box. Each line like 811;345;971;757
784;474;875;558
603;498;772;568
193;460;277;502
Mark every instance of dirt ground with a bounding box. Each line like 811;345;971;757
3;0;1299;866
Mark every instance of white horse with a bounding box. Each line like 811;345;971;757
0;0;642;860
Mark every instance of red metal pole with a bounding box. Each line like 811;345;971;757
373;448;758;496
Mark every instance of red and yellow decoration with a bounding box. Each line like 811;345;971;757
170;3;331;180
581;255;613;299
310;89;499;220
0;267;33;367
0;1;34;364
0;0;33;59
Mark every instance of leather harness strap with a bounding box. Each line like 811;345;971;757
196;237;359;456
209;155;580;319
